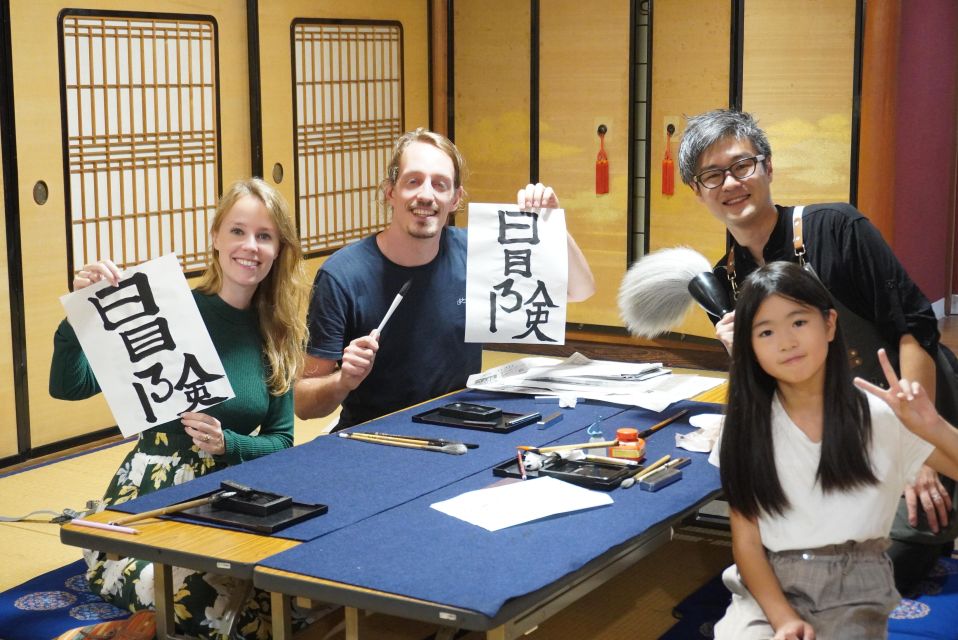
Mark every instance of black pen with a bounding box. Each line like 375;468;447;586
506;412;541;428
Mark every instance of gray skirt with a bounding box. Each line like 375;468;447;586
713;539;900;640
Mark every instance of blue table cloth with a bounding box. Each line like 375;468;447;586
110;391;632;541
258;402;723;618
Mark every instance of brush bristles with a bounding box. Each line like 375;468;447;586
617;247;712;338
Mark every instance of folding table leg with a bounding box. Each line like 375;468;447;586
270;591;293;640
345;606;361;640
485;627;507;640
154;562;177;639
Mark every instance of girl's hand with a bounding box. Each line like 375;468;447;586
181;411;226;455
853;348;940;433
73;259;122;290
773;618;815;640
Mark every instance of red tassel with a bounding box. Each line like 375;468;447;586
596;125;609;195
662;126;675;195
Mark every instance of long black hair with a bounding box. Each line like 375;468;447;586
720;262;877;519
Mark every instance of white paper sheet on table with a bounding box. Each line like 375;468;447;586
430;476;613;531
466;352;724;412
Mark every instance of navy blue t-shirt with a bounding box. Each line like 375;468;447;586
306;227;482;429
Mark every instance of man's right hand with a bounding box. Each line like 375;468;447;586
716;310;735;354
339;331;380;391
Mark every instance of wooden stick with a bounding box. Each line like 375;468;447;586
632;455;672;482
527;440;618;454
109;491;234;526
366;431;478;449
338;432;466;455
637;409;689;439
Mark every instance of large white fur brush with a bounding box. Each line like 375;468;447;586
617;247;712;338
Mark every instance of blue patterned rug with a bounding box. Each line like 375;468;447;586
0;559;129;640
660;556;958;639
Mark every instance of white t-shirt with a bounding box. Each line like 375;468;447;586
711;393;933;552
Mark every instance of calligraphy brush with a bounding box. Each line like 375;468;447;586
637;409;689;439
376;280;412;333
620;454;671;489
519;439;618;454
617;246;715;337
109;491;237;526
365;432;478;449
338;432;467;455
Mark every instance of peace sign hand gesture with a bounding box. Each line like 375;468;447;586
853;348;941;436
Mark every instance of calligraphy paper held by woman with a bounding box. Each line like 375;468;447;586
49;178;311;638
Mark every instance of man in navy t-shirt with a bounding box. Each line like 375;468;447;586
295;128;595;430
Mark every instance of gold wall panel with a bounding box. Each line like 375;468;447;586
539;0;631;328
257;0;431;276
0;143;15;457
648;0;731;339
742;0;856;205
453;0;530;217
13;0;250;447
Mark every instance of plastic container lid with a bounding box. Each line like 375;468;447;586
616;427;639;443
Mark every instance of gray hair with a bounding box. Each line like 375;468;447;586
677;109;772;186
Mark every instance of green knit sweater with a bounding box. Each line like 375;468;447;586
49;291;294;465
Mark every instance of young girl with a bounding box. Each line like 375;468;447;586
712;262;958;640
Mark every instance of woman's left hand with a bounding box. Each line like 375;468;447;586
181;411;226;455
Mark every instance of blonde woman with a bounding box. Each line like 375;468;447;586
50;178;309;638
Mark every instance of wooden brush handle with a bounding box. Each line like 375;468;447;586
109;495;216;526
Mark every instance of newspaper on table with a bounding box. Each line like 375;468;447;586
59;253;235;437
467;352;724;413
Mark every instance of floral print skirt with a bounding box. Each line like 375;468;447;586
84;431;314;639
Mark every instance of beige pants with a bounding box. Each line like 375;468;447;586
713;539;899;640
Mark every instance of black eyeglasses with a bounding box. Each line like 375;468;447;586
694;155;766;189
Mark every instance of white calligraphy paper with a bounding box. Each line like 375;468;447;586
465;203;568;344
60;254;235;437
430;476;613;531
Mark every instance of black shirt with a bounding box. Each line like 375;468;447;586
713;203;940;355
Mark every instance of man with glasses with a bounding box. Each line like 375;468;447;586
678;108;957;594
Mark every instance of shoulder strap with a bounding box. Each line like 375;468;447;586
792;205;806;266
726;241;738;299
725;205;807;298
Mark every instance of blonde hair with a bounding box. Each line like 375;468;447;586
379;128;468;211
196;178;309;395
